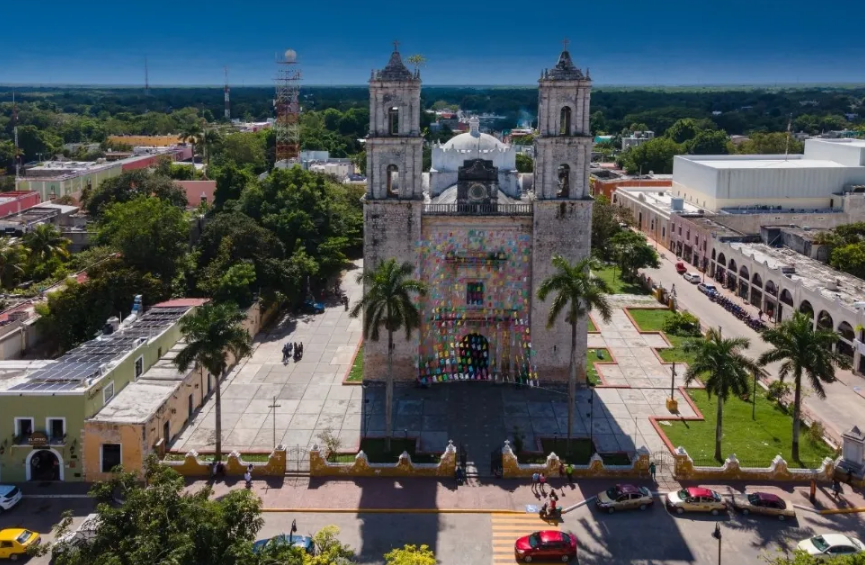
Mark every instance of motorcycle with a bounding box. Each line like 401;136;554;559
539;502;562;520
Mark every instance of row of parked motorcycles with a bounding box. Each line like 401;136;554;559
710;293;767;332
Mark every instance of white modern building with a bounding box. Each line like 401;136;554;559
613;186;699;247
672;139;865;212
621;130;655;151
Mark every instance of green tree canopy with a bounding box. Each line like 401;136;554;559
515;153;533;173
591;195;633;260
384;544;437;565
96;196;190;280
687;129;730;155
85;170;188;217
609;230;660;279
736;132;804;155
619;137;683;175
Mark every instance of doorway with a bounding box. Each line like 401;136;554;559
28;449;61;481
457;333;490;380
163;421;171;446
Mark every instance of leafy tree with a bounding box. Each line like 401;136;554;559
591;195;632;260
213;163;255;208
213;132;268;173
96;196;190;280
537;256;612;452
687;129;730;155
16;124;61;161
758;313;851;462
0;140;15;173
351;151;367;175
175;302;252;462
684;328;760;461
198;238;257;307
200;127;223;168
665;118;705;144
45;457;264;565
609;230;660;279
180;120;203;163
350;259;427;451
85;170;188;217
830;242;865;279
384;544;436;565
620;137;683;175
764;549;865;564
736;132;803;155
23;224;70;281
0;237;28;289
515;153;533;173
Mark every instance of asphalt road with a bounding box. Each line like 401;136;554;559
5;494;864;565
641;244;865;444
0;497;95;565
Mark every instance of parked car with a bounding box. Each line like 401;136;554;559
675;262;687;274
731;492;795;520
52;513;101;560
514;530;577;562
0;486;22;513
697;282;718;296
666;487;728;515
0;529;41;561
301;300;325;314
252;534;315;555
595;484;654;513
797;534;864;557
683;272;701;283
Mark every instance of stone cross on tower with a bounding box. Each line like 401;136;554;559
562;38;570;51
393;40;400;51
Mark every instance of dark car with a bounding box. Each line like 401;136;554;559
252;534;315;555
514;530;577;562
731;492;795;520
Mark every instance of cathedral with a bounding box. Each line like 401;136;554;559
363;45;593;385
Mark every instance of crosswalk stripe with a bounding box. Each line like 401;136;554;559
490;514;561;565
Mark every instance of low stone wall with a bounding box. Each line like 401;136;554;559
310;441;457;478
162;447;286;477
673;447;834;482
501;441;651;479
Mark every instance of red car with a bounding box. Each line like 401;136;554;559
514;530;577;562
675;262;687;274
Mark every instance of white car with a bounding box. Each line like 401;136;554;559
797;534;864;558
0;485;22;512
683;272;701;283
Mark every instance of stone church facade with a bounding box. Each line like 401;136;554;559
363;46;593;385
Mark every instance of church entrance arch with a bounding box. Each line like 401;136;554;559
457;332;490;380
26;448;63;481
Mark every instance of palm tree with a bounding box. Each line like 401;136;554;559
350;259;427;451
758;312;851;462
200;128;223;172
684;328;760;462
23;224;70;265
0;237;28;289
180;120;204;168
537;256;612;453
175;302;252;462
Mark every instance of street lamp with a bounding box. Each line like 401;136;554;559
712;523;722;565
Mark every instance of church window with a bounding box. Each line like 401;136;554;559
556;164;570;198
386;165;399;197
466;282;484;306
389;107;399;135
560;106;572;136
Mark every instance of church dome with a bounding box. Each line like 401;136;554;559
442;117;508;152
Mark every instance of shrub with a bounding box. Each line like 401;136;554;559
663;311;702;337
317;428;343;460
767;381;792;402
807;421;825;446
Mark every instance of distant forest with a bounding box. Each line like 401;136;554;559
2;85;863;136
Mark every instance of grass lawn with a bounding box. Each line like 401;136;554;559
328;438;439;464
588;317;597;332
586;348;610;386
164;452;272;463
346;344;364;382
518;439;632;466
592;265;650;295
627;308;698;364
663;389;835;468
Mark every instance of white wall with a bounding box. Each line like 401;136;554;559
805;139;865;167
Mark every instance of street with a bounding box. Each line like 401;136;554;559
641;242;865;444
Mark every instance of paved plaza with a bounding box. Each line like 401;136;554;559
173;264;705;468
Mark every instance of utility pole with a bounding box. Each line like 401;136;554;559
713;523;722;565
269;396;281;449
670;362;677;400
144;56;150;96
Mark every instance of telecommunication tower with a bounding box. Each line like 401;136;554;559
12;91;20;181
144;57;150;96
274;49;301;163
224;66;231;120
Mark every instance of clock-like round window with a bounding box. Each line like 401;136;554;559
468;183;487;201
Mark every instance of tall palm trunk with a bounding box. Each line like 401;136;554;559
385;328;394;453
215;369;223;462
714;396;724;462
567;319;577;454
792;370;802;462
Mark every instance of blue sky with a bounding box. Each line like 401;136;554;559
3;0;863;86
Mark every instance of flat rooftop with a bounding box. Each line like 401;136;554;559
681;215;742;238
728;242;865;308
0;302;200;394
617;187;701;213
686;157;844;170
88;342;192;424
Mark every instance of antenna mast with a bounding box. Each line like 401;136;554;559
784;113;792;161
274;49;302;164
224;66;231;121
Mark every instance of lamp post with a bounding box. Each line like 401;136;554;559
670;362;677;400
268;396;281;449
712;523;722;565
752;370;758;421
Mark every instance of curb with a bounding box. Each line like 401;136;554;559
792;504;819;514
23;495;91;499
261;508;524;514
818;507;865;515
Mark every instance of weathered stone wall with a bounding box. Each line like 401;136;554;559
162;447;286;477
363;200;422;381
309;441;456;478
673;447;835;482
501;441;650;479
530;200;593;382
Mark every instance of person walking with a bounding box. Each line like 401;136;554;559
531;472;539;495
565;462;574;485
539;473;547;497
649;461;657;482
832;477;842;499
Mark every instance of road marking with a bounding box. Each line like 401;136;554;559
491;512;560;565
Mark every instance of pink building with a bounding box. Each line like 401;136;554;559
120;146;194;171
0;191;41;218
176;181;217;208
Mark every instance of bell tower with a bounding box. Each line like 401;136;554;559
530;43;594;382
362;44;424;379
